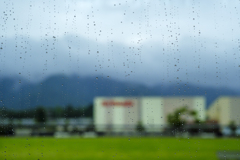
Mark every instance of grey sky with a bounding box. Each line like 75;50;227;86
0;0;240;89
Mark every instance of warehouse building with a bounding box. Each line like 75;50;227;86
207;96;240;126
94;96;206;133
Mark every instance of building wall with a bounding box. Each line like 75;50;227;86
229;97;240;125
163;97;194;123
207;98;220;121
163;97;205;122
193;97;206;121
207;96;240;126
141;97;164;132
94;97;140;132
219;97;231;126
94;96;206;132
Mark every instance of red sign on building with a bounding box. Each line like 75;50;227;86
102;100;134;107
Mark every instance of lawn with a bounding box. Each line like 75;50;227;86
0;137;239;160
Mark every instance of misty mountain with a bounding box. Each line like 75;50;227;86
0;75;239;109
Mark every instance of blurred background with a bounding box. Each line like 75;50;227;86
0;0;240;159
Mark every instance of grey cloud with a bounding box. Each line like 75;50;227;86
0;0;240;90
0;35;239;90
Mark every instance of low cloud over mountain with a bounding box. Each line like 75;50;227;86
0;75;239;109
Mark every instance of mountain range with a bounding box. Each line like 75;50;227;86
0;74;239;109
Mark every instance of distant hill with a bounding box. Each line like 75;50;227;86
0;75;239;109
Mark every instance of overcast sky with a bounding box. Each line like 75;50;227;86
0;0;240;89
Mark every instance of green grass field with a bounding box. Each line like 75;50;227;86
0;137;239;160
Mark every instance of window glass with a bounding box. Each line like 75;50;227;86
0;0;240;160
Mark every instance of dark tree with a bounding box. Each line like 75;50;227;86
35;107;47;123
136;121;145;132
65;104;74;118
84;103;93;117
167;106;199;129
229;121;237;136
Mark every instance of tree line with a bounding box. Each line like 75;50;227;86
0;104;93;120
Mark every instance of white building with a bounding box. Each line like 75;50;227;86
94;96;206;132
207;96;240;126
